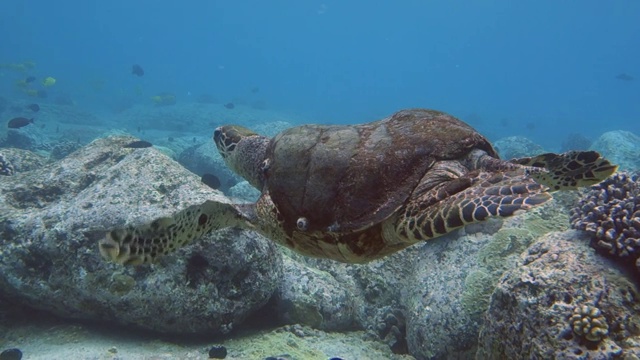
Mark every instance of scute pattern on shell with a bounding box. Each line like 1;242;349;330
570;172;640;273
265;109;498;235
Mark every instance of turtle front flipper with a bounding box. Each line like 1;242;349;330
511;151;618;191
99;200;253;265
396;171;551;242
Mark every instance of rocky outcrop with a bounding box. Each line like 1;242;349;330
591;130;640;172
275;256;356;331
177;140;241;192
0;136;282;334
0;148;48;173
3;132;639;360
477;230;640;359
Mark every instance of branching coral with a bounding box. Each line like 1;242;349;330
570;172;640;271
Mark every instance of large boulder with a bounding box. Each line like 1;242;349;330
590;130;640;172
493;135;546;160
0;136;282;334
403;201;571;359
178;140;242;192
275;255;356;331
477;230;640;359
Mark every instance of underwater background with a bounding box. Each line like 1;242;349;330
1;1;640;360
1;1;639;146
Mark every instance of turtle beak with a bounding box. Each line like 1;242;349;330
213;127;224;151
213;127;222;143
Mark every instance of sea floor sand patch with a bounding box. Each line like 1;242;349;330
0;307;414;360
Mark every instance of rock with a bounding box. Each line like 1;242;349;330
590;130;640;172
50;140;81;160
2;127;45;152
476;230;640;359
403;202;570;359
493;136;546;160
0;136;282;334
228;181;261;202
208;345;227;359
275;255;355;331
0;349;22;360
560;133;593;152
0;148;47;173
0;153;14;176
178;141;241;193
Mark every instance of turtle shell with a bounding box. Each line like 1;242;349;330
264;109;498;234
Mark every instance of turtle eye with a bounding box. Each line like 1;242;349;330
261;159;271;174
296;217;309;231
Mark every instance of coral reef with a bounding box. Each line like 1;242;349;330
477;231;639;359
570;172;640;273
570;305;609;342
0;153;14;176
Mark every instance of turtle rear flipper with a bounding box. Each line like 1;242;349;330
397;171;551;242
99;200;252;265
511;151;618;191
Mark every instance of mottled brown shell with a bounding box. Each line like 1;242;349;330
264;109;498;234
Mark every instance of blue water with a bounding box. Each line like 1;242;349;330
1;1;638;149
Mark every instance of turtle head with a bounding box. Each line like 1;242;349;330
213;125;270;190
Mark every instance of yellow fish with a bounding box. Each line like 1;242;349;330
151;93;176;106
14;79;28;88
24;89;39;97
42;76;56;87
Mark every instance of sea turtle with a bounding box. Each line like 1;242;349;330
99;109;617;265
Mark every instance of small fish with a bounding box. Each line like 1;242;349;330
124;140;152;148
26;103;40;112
25;76;36;83
224;102;235;109
168;136;174;142
132;64;144;77
8;117;34;129
42;76;56;87
251;86;260;94
201;173;221;190
616;73;634;81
